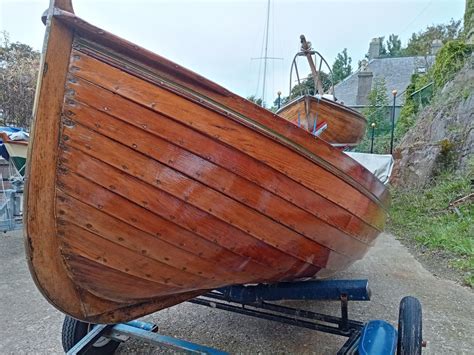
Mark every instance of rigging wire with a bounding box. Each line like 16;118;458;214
254;1;267;98
399;0;434;36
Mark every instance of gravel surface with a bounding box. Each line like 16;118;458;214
1;230;472;354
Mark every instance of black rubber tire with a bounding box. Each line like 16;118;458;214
61;315;120;354
397;296;423;355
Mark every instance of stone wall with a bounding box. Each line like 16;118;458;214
390;56;474;189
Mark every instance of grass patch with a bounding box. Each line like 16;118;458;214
388;172;473;287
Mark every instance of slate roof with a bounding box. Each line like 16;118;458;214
334;55;435;106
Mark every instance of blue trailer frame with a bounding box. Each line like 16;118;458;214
65;279;404;355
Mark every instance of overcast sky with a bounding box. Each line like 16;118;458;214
0;0;466;104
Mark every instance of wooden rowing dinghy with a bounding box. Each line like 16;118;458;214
277;95;367;148
276;35;366;147
25;0;389;324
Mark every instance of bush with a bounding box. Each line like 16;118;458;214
431;40;472;89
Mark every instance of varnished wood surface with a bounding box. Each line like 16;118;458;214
25;1;390;323
277;95;367;146
54;9;389;205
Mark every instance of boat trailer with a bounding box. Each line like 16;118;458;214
63;279;423;354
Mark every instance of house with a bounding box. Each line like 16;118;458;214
333;38;441;120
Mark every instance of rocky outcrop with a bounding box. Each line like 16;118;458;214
391;56;474;189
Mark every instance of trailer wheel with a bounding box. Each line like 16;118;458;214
397;296;422;355
61;315;120;354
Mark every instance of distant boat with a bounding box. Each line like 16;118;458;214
277;35;366;148
0;131;28;176
25;0;389;324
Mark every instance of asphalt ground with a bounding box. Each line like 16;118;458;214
1;230;472;354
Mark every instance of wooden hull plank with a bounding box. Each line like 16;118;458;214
58;148;346;271
57;198;257;285
55;15;388;202
65;79;381;242
57;192;270;284
62;114;370;260
57;166;326;276
67;56;387;232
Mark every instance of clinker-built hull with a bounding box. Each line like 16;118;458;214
25;0;389;324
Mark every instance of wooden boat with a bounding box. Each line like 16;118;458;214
277;95;367;148
276;36;366;147
0;132;28;176
25;0;389;324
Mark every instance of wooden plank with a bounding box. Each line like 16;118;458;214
64;79;380;238
56;193;267;284
58;149;351;271
63;118;370;260
67;61;386;231
68;53;386;223
56;191;281;280
59;223;221;290
63;254;182;303
56;169;324;278
67;99;378;244
54;13;388;204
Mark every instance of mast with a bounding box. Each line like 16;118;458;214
300;35;324;95
261;0;270;106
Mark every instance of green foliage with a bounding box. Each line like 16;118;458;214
0;31;40;128
465;0;474;34
389;170;474;287
434;138;456;175
395;38;470;141
356;78;391;153
363;77;390;129
332;48;352;84
403;19;462;56
395;73;433;140
431;40;472;89
377;36;387;56
386;34;402;57
247;95;263;107
288;72;332;99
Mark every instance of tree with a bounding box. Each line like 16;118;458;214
0;31;40;128
288;72;332;99
363;77;390;130
386;34;402;57
332;48;352;83
247;95;263;107
403;19;462;56
378;37;387;56
356;77;391;153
